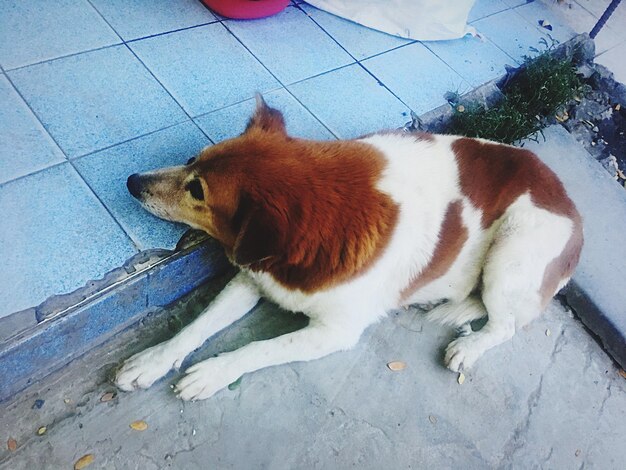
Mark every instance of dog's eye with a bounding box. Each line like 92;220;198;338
186;157;196;165
185;179;204;201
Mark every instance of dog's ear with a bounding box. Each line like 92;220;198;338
232;193;284;267
245;93;286;134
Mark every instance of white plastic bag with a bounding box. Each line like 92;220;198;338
305;0;477;41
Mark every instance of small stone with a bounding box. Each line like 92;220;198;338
74;454;95;469
32;399;45;409
192;429;197;436
387;361;407;371
37;426;47;436
575;449;581;457
616;103;621;111
7;438;17;452
457;372;466;385
100;392;116;402
428;415;437;424
64;398;71;404
545;329;551;337
456;105;465;113
129;420;148;431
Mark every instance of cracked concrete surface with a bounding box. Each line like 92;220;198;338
1;277;625;469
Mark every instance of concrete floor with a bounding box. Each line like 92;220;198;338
1;276;624;469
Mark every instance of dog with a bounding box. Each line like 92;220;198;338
115;94;583;401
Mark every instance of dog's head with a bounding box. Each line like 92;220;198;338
127;94;290;266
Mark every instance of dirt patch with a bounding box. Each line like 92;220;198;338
559;62;626;186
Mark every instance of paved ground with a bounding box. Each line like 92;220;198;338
1;274;624;469
2;1;626;468
5;0;626;320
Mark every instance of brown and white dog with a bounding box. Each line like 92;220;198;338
115;95;583;401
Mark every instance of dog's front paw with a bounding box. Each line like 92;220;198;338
444;334;486;372
115;343;183;392
174;357;238;401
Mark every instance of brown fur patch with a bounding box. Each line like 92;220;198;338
399;200;468;303
452;137;583;304
196;130;399;293
452;138;579;226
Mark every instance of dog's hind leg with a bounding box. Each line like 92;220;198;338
444;202;574;372
175;314;369;401
115;272;261;391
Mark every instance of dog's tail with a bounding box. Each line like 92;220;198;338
424;295;487;327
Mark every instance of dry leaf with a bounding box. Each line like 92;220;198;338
100;392;116;402
616;103;621;111
457;372;466;384
618;369;626;379
428;415;437;424
575;449;581;457
74;453;95;469
545;329;551;337
7;438;17;452
64;398;71;404
617;169;626;180
387;361;407;371
130;420;148;431
37;426;47;436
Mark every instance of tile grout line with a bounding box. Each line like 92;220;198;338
420;41;501;90
3;42;125;73
124;20;221;44
122;42;214;142
292;3;418;114
85;0;213;144
9;0;143;253
1;121;192;188
0;160;68;188
80;1;216;244
1;73;71;166
219;19;340;139
72;121;195;162
68;160;143;252
293;3;441;117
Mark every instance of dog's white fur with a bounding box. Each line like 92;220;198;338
116;131;578;401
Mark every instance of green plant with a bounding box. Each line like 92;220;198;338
448;46;583;144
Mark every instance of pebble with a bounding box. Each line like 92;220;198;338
7;438;17;452
387;361;407;371
32;399;45;410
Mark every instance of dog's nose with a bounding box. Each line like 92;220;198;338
127;173;142;198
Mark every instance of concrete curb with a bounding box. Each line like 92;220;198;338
0;238;229;402
523;125;626;370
